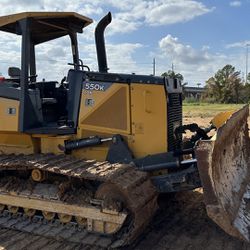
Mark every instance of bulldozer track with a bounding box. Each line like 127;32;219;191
2;190;250;250
0;227;103;250
0;154;129;181
0;153;158;248
0;210;112;249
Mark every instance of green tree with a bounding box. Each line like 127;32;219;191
240;83;250;103
205;65;243;103
246;72;250;84
161;70;184;81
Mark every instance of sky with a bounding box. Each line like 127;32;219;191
0;0;249;86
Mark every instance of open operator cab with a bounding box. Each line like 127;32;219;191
0;12;93;134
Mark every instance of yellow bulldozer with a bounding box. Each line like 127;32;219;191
0;11;249;248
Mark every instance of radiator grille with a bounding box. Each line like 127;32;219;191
167;93;182;151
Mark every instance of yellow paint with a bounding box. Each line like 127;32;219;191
75;83;131;161
210;110;235;129
129;84;167;158
40;135;71;154
76;82;168;160
72;146;109;161
0;82;167;160
0;132;39;154
0;192;127;225
78;83;131;136
0;98;19;132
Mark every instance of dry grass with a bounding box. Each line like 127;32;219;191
183;103;248;131
183;103;244;119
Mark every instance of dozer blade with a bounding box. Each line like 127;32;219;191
195;105;250;241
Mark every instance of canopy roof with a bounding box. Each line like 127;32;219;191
0;12;93;44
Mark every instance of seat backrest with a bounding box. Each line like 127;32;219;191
35;81;57;98
8;67;21;78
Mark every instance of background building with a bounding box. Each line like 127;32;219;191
184;86;205;100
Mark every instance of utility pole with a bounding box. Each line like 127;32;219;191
246;44;250;84
171;63;174;72
153;58;156;76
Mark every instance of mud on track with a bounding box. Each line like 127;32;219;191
1;190;250;250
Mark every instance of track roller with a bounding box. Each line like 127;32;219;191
31;169;46;182
8;206;19;214
58;213;72;223
42;211;55;221
24;208;36;217
75;216;87;226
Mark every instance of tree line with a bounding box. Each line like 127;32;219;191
162;65;250;104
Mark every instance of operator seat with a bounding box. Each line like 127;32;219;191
8;67;21;83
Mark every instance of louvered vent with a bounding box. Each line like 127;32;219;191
167;93;182;151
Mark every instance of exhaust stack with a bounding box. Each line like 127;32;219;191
95;12;112;73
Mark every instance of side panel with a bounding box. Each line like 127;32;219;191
129;84;167;158
0;98;19;132
75;82;131;161
79;83;130;134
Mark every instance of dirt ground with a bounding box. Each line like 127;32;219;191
133;190;250;250
0;108;249;250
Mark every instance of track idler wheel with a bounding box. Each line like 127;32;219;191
94;183;131;234
95;183;125;212
42;211;55;221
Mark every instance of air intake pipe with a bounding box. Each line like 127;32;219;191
95;12;112;73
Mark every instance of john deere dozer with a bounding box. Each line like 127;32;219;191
0;11;248;248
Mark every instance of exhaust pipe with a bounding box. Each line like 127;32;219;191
95;12;112;73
